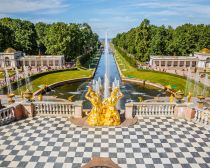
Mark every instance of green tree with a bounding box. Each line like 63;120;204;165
0;23;14;51
0;17;37;54
35;22;49;54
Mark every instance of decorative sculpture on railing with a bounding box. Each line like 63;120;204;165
85;86;123;126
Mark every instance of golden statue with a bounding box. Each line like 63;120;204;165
85;87;102;126
85;87;123;126
169;94;174;103
38;94;43;101
68;95;74;102
102;88;123;126
187;92;192;103
138;96;144;102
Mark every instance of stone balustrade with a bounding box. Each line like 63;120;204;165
125;102;176;118
33;101;83;118
0;105;15;125
193;107;210;128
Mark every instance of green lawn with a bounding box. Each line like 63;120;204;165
15;69;93;93
0;70;16;79
113;45;209;96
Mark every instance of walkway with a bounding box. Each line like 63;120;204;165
0;116;209;168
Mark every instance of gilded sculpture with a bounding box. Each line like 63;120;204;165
85;86;123;126
85;87;102;126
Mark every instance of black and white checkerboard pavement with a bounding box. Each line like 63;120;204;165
0;116;209;168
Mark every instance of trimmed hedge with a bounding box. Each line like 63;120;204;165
114;46;137;67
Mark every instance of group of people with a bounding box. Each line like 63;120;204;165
85;86;123;126
0;63;75;88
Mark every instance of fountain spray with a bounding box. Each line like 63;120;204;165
4;68;12;94
103;32;110;99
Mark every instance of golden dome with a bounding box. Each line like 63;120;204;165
4;48;16;53
200;48;210;54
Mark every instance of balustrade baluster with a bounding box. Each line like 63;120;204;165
46;104;48;114
11;108;15;119
43;104;45;115
204;112;208;126
3;111;6;123
193;109;198;122
197;111;201;123
158;105;161;115
138;105;141;115
142;105;144;115
144;105;147;115
150;105;153;115
58;104;60;114
61;104;63;114
154;105;157;115
0;111;3;125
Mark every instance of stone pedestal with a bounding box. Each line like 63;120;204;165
185;107;196;121
22;103;34;118
174;104;187;119
13;104;25;120
197;101;204;109
125;103;133;119
74;101;83;118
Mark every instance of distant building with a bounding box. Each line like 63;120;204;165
0;48;65;69
149;48;210;71
194;48;210;70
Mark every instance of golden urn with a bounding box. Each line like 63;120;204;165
38;94;43;101
197;95;205;109
175;90;184;103
24;89;33;101
7;93;15;104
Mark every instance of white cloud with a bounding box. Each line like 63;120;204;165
130;0;210;16
0;0;69;14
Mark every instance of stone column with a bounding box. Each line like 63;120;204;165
165;61;167;68
125;103;134;119
53;59;56;67
190;61;192;68
171;61;174;68
74;101;83;118
184;61;186;67
177;61;180;68
159;61;161;68
35;59;37;67
41;59;43;66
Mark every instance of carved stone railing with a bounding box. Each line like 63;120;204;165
33;101;83;118
0;105;15;126
125;102;176;118
193;108;210;128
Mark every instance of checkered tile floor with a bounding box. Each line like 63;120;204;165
0;117;210;168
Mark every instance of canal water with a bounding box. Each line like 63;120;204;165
46;51;167;109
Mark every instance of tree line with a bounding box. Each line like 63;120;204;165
0;18;99;61
112;19;210;62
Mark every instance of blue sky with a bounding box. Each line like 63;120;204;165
0;0;210;38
